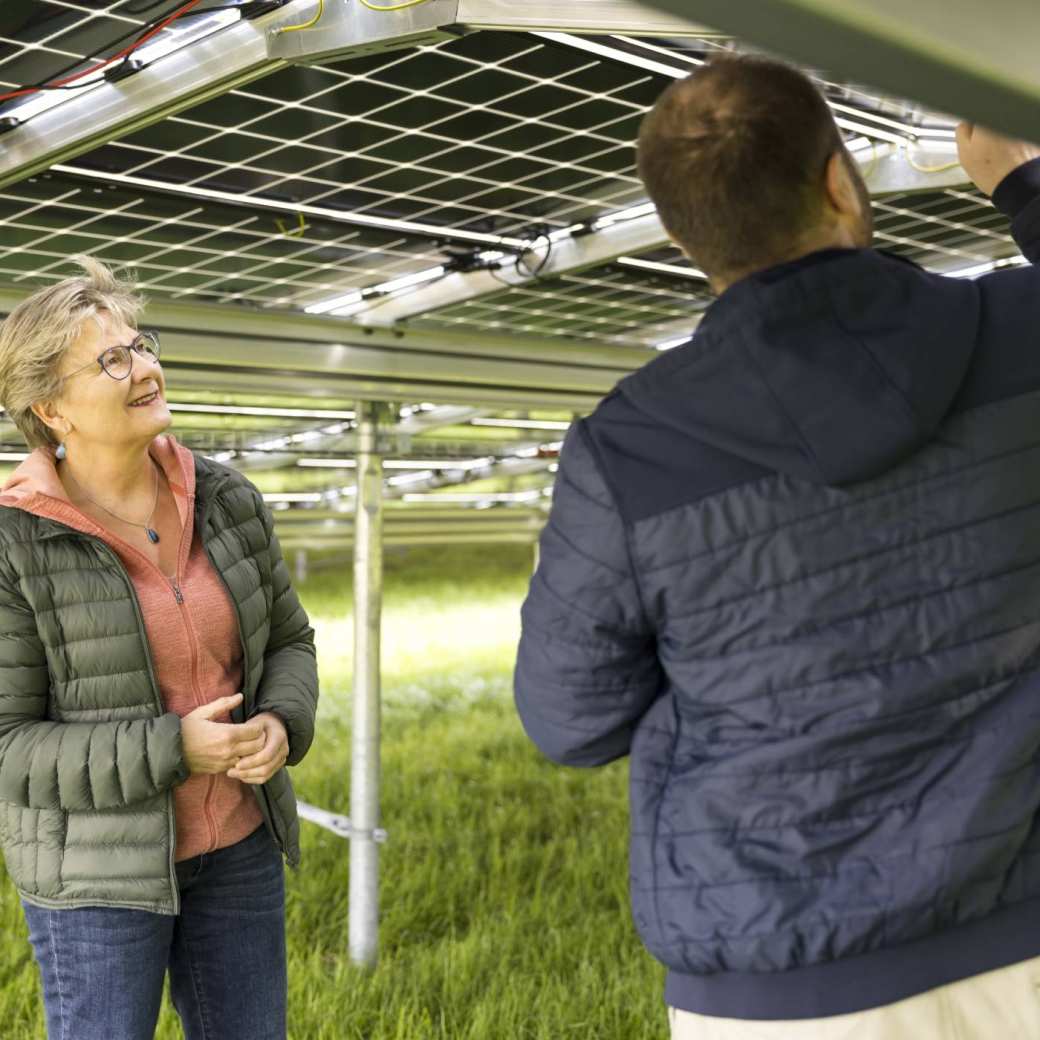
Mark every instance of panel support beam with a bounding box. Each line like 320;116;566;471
267;0;717;65
351;145;970;326
645;0;1040;145
0;287;650;412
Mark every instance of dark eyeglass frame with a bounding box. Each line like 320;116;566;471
57;330;161;385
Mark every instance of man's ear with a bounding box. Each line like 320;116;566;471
823;150;859;218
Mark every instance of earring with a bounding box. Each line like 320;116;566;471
55;441;66;460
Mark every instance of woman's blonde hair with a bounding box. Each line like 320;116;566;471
0;255;144;449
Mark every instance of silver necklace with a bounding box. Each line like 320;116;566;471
62;459;162;544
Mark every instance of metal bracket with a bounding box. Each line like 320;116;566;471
267;0;463;63
297;799;388;843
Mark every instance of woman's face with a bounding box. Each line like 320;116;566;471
50;309;171;450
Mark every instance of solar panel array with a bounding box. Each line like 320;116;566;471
0;1;1027;518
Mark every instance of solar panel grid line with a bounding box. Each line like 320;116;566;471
0;185;83;229
0;186;454;302
4;28;660;311
0;196;150;267
0;2;157;88
167;229;412;301
1;196;150;278
0;38;88;83
157;74;646;198
88;210;274;295
544;284;674;311
872;204;1010;253
221;43;649;173
872;214;986;249
0;7;139;64
0;225;421;303
214;89;645;228
163;216;453;304
91;118;638;236
54;71;648;301
873;198;1010;241
558;271;703;305
44;0;145;25
871;230;992;262
96;128;632;223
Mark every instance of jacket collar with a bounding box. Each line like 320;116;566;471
620;247;981;485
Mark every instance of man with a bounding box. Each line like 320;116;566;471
514;54;1040;1037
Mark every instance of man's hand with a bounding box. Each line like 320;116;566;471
956;121;1040;197
226;711;289;785
181;693;266;776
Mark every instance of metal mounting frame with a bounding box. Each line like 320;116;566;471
646;0;1040;144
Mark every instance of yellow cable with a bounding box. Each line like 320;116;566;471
904;143;961;174
276;0;324;33
358;0;435;11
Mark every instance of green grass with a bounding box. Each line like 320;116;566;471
0;545;667;1039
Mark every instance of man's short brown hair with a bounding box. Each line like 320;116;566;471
636;54;845;282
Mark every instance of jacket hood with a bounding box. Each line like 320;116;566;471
619;248;982;485
0;433;196;513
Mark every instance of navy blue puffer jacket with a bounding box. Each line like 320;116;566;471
515;167;1040;1020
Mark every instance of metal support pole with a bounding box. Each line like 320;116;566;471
349;401;384;967
293;548;308;584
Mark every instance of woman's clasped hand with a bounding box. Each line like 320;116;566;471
180;691;267;777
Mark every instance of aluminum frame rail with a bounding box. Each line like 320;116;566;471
267;0;720;63
0;288;650;412
646;0;1040;145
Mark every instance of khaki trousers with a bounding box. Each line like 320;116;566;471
669;955;1040;1039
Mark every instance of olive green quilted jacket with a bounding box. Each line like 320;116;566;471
0;453;318;914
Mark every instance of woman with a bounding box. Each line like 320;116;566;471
0;256;319;1040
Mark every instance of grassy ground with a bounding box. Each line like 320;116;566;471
0;545;667;1039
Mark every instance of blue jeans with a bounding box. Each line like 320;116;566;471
21;824;286;1040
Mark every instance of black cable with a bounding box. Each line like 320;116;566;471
516;229;553;279
482;224;556;290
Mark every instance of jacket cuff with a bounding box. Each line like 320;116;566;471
992;157;1040;219
154;711;191;789
992;158;1040;263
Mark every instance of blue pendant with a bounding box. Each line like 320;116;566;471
146;528;160;544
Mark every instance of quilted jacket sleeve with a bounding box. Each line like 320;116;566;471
514;421;662;767
0;566;189;811
251;497;318;766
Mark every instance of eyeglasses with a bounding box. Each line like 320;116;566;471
58;330;161;385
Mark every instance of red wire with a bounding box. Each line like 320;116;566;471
0;0;207;104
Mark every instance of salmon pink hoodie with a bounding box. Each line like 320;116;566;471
0;433;263;861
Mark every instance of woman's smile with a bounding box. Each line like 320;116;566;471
128;390;162;408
